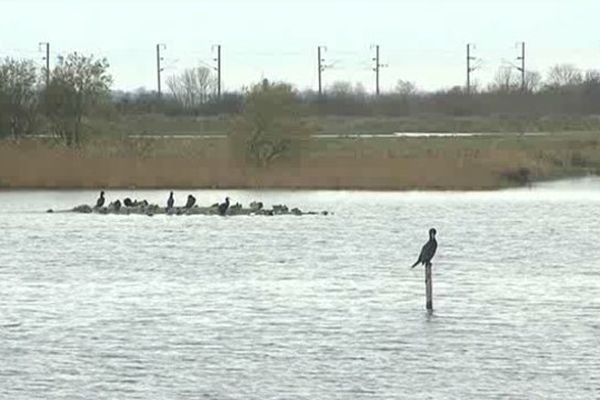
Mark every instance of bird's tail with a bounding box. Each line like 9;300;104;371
410;260;420;269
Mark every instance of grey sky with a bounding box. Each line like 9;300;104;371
1;0;598;93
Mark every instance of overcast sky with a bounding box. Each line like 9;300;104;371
1;0;598;93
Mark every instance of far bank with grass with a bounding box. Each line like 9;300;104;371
1;131;599;190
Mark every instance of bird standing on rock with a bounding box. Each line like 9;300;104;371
95;191;105;208
411;228;438;268
167;192;174;210
218;197;230;216
185;195;196;209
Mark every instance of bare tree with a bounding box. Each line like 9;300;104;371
354;82;367;97
524;70;542;92
546;64;582;89
166;66;216;109
489;66;520;93
394;79;417;96
584;69;600;85
328;81;353;95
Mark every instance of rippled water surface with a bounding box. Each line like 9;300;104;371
1;179;600;399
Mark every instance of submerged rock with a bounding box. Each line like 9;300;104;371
73;205;93;213
272;204;289;214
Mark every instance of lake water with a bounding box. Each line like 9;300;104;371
1;179;600;399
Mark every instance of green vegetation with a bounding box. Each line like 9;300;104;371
0;58;38;137
1;54;600;141
42;53;112;147
0;53;111;146
230;80;313;167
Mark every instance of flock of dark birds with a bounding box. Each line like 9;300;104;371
94;191;232;216
94;191;437;268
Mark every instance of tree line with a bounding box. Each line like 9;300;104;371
2;53;600;145
115;62;600;118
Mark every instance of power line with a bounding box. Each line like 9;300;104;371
226;50;305;57
6;41;600;94
196;59;215;70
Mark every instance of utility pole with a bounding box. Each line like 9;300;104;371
39;42;50;86
317;45;327;96
372;44;387;96
156;43;166;97
374;45;381;96
371;44;387;96
466;43;477;94
213;44;222;98
516;41;525;91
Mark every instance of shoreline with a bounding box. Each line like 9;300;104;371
0;172;582;192
0;183;524;191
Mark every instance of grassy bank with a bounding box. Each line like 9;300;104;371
1;132;599;190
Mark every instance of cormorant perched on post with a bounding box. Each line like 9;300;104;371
95;191;105;208
167;192;174;210
185;194;196;209
411;228;438;268
218;197;230;216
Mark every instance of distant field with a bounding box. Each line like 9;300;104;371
1;130;599;190
82;113;600;138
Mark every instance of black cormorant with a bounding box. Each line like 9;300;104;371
95;191;105;208
167;192;174;209
185;194;196;209
113;199;122;211
218;197;230;216
123;198;133;207
411;228;438;268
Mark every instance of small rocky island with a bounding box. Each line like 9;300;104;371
48;192;330;217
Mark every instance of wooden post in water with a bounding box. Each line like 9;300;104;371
425;263;433;312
